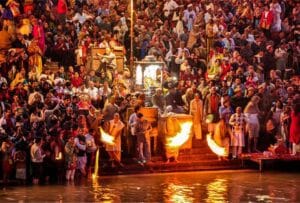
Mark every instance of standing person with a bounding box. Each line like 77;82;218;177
244;96;261;153
151;89;165;114
128;105;141;157
205;19;216;54
13;144;27;183
280;106;292;152
1;137;13;184
190;93;203;140
204;86;221;134
217;99;234;151
134;113;151;164
183;4;196;31
32;19;45;54
107;113;125;167
85;129;97;178
270;0;282;32
260;5;274;38
290;103;300;155
50;132;65;183
75;130;87;177
28;39;43;76
65;136;76;181
103;96;119;123
30;137;45;184
229;107;248;159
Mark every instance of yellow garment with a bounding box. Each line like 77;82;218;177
215;53;224;60
29;54;43;75
190;99;203;139
214;121;225;146
10;73;25;88
19;19;32;36
28;41;43;75
164;117;181;136
207;64;221;79
187;29;199;49
205;23;214;38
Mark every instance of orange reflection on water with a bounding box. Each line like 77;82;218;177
92;177;116;203
163;179;195;203
205;179;228;203
92;149;100;179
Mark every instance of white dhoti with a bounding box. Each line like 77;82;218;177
231;130;245;147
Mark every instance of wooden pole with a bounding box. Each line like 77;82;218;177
130;0;134;72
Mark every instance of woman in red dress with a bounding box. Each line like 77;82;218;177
290;103;300;155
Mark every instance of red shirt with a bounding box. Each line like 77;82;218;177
71;77;83;88
210;95;218;114
57;0;67;14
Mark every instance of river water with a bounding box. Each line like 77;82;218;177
0;170;299;202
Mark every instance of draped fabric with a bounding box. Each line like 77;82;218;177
190;99;203;139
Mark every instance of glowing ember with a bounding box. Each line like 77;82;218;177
166;122;192;148
206;133;228;157
92;149;99;179
100;127;115;145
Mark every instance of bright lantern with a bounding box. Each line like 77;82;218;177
100;127;115;145
166;122;192;148
206;133;228;157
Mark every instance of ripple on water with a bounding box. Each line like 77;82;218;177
0;171;300;202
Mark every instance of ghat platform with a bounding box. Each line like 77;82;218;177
241;153;300;172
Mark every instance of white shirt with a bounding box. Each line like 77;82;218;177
163;0;178;17
72;12;93;24
183;9;196;23
204;12;212;24
99;87;112;97
128;113;138;135
87;87;99;100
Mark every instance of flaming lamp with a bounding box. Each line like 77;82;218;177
134;55;164;93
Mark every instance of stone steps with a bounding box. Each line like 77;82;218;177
149;153;219;162
100;159;243;176
101;139;231;176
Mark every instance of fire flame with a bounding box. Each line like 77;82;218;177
206;133;228;157
166;122;192;148
100;127;115;145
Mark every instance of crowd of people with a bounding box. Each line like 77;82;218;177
0;0;299;184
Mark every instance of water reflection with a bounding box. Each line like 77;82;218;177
205;179;228;203
163;178;195;203
92;177;118;202
0;171;299;202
